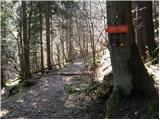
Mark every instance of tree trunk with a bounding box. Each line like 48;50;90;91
105;1;157;117
1;61;6;88
39;2;44;73
28;1;32;48
60;16;67;62
19;19;25;78
68;18;74;62
45;1;52;70
22;1;31;79
132;2;147;61
89;1;97;80
137;1;158;62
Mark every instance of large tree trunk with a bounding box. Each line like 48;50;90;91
45;1;52;70
22;1;31;79
105;1;157;117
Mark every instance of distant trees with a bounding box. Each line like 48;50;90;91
1;1;20;84
105;1;157;117
132;1;159;62
1;1;107;84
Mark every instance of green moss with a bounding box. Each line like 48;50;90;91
105;87;125;118
96;87;103;98
64;85;80;94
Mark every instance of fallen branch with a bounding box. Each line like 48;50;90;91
50;72;91;76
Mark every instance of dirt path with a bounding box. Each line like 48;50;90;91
1;62;106;119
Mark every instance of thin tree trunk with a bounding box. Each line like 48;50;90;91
137;1;158;62
138;1;158;61
28;1;32;48
132;2;147;61
60;16;67;62
89;1;97;80
45;1;52;70
39;2;44;73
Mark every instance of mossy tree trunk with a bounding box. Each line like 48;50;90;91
105;1;157;117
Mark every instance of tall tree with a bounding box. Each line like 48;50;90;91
105;1;157;117
45;1;52;70
140;1;158;61
134;1;159;62
38;2;44;73
22;1;31;79
132;2;147;61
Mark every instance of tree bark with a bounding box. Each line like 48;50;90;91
136;1;159;62
132;2;147;61
105;1;157;117
45;1;52;70
28;1;32;48
22;1;31;79
39;2;44;73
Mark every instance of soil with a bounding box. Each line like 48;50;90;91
1;62;106;119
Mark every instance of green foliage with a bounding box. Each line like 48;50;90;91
64;85;80;94
96;87;103;98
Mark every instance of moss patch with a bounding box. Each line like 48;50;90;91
105;87;125;118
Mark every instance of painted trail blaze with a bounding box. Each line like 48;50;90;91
105;25;128;33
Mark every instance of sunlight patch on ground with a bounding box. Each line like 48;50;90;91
0;109;9;118
63;76;73;84
32;102;37;106
5;79;21;86
16;99;24;103
145;64;159;92
18;117;26;119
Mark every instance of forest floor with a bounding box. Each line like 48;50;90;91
1;49;159;119
1;59;107;119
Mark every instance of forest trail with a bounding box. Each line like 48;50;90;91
1;61;106;119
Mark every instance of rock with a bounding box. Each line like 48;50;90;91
134;111;139;116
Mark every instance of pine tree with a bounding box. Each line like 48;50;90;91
45;1;52;70
22;1;31;79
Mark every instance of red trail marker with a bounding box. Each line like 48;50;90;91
105;25;128;33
